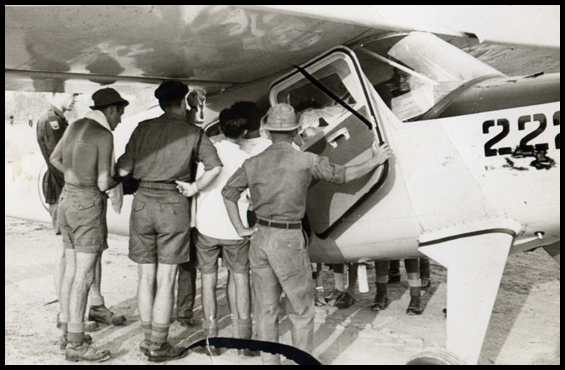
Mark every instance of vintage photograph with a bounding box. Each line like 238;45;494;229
5;5;560;365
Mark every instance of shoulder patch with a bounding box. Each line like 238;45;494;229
49;120;60;130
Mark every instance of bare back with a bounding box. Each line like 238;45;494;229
56;118;114;189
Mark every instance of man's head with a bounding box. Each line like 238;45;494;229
90;88;129;131
219;108;247;140
230;101;261;132
393;68;411;94
261;104;301;142
155;80;189;113
52;92;79;112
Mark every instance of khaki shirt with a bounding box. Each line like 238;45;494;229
222;142;346;222
117;112;222;182
36;105;68;203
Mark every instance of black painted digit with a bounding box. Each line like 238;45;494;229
483;119;510;157
554;111;560;149
483;120;497;157
518;114;547;151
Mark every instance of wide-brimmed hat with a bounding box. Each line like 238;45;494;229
89;88;129;109
262;103;300;131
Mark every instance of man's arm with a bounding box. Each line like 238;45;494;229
49;138;65;173
223;197;254;238
344;143;392;183
175;165;222;197
97;131;118;192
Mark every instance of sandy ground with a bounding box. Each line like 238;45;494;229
4;216;560;365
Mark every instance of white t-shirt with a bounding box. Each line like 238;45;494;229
238;136;272;157
195;140;251;240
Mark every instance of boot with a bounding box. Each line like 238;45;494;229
406;295;423;315
60;333;92;351
65;341;111;362
147;342;189;363
371;293;389;311
140;339;151;356
371;282;389;311
88;305;127;326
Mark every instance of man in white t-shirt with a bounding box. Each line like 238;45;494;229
177;109;252;354
232;101;272;157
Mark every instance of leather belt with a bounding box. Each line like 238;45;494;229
138;181;178;191
257;218;302;230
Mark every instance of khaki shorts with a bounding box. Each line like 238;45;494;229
196;232;249;274
129;189;191;265
57;185;109;253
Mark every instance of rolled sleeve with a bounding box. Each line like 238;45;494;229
198;135;223;171
222;166;248;203
116;140;135;174
312;155;346;184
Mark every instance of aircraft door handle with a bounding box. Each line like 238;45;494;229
327;128;350;148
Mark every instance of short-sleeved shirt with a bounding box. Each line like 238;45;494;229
222;142;346;222
36;105;68;204
116;112;222;182
196;140;251;240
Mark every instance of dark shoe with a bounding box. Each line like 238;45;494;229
406;296;423;315
371;294;389;311
325;289;343;307
140;339;151;356
88;305;127;326
65;342;111;362
177;317;195;327
335;291;355;309
60;333;92;351
148;342;190;363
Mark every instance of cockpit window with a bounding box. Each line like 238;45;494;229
276;59;357;136
358;32;504;121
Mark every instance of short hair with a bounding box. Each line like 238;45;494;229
158;97;184;112
219;108;247;139
230;101;261;131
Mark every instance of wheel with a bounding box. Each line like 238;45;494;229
37;163;49;212
406;349;466;365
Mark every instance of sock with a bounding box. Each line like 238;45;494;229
68;322;85;344
376;282;388;297
151;322;170;345
141;321;152;342
89;295;105;307
334;272;345;291
238;318;252;339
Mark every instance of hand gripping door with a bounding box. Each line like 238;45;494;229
269;47;386;234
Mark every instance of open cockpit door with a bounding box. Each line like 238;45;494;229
269;47;386;234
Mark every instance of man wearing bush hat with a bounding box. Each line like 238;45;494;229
116;80;222;362
50;87;129;362
222;103;393;364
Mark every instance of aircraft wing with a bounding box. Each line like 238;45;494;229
5;5;560;95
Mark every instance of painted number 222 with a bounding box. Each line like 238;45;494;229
483;111;560;157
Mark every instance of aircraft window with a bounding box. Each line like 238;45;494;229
276;59;357;141
360;32;504;121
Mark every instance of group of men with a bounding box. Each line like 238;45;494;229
38;80;392;364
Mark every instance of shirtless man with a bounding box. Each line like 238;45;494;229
50;88;129;362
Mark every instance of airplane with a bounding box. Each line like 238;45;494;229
5;5;560;365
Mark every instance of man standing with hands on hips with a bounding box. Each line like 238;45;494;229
222;103;393;365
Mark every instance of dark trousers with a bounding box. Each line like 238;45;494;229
176;229;198;321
